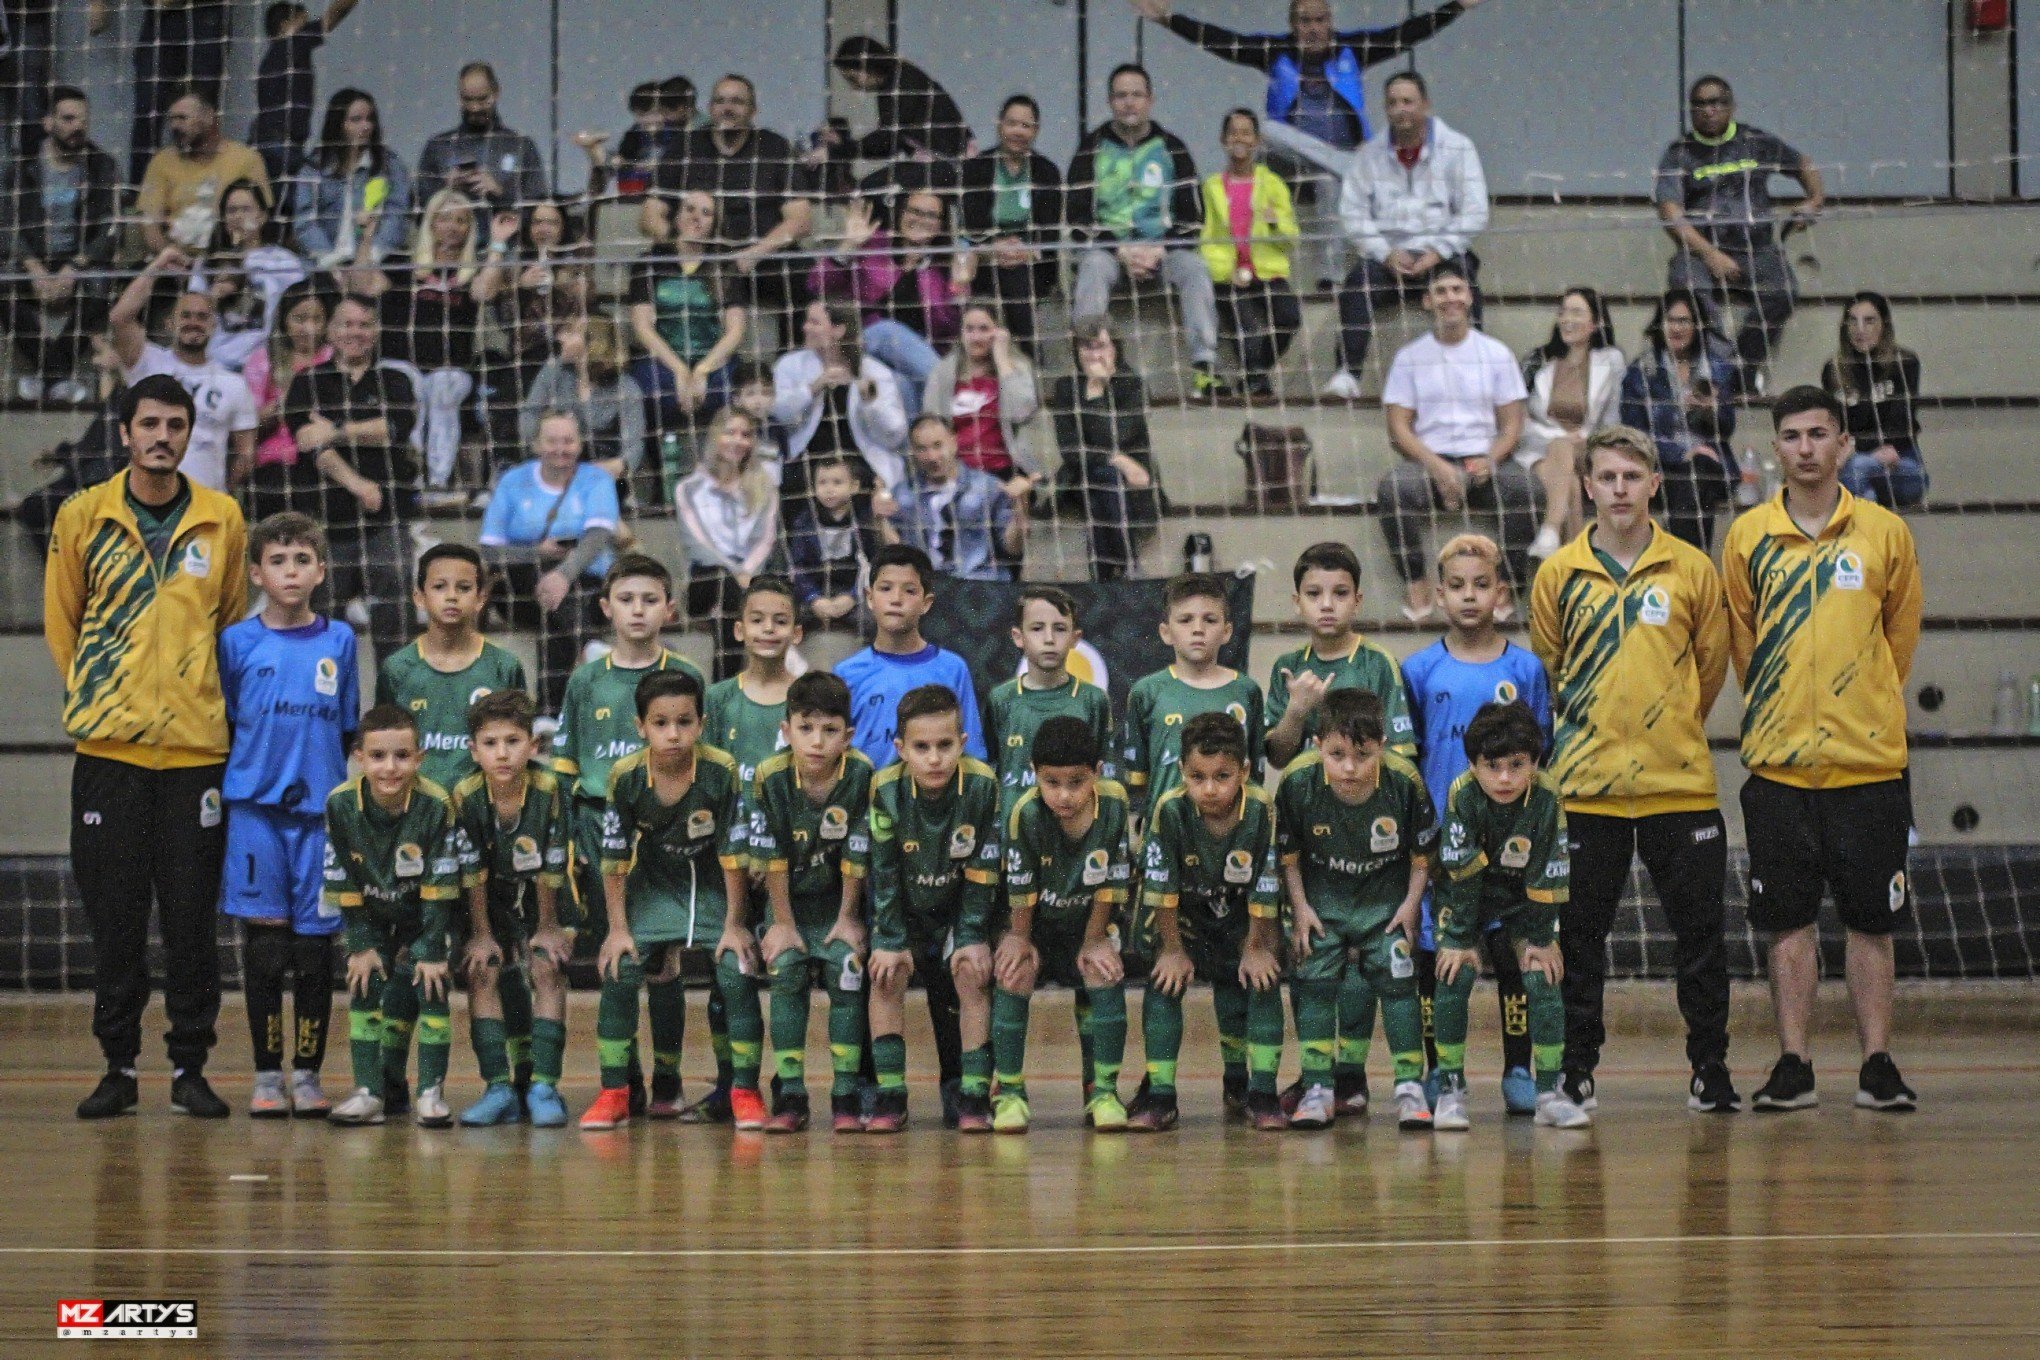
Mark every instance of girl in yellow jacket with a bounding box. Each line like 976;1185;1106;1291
1200;110;1300;399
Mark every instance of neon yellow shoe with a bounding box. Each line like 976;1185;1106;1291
991;1092;1031;1134
1085;1089;1128;1132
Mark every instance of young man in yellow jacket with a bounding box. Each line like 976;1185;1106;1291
45;372;249;1121
1531;426;1736;1113
1721;387;1923;1114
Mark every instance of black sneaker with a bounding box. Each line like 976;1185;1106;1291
1276;1077;1304;1118
383;1077;412;1117
1334;1068;1370;1117
1688;1062;1741;1113
77;1070;139;1120
1855;1052;1916;1112
1124;1078;1178;1133
170;1072;230;1119
938;1077;963;1130
1751;1054;1818;1111
1560;1069;1597;1111
1223;1071;1250;1119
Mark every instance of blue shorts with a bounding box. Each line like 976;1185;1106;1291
221;803;339;936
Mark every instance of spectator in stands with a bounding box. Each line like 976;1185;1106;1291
0;0;55;160
1376;263;1535;618
415;61;550;213
1069;64;1224;400
1522;287;1624;559
283;292;418;667
1051;317;1161;580
818;37;974;169
729;359;787;468
811;191;970;421
1324;71;1487;400
483;196;592;463
111;246;259;493
1822;291;1927;509
520;315;647;485
773;297;910;499
480;408;621;712
923;303;1045;501
890;413;1026;581
577;80;668;204
2;86;118;406
247;0;362;185
628;187;747;449
136;85;272;257
242;277;331;521
1620;287;1741;551
90;0;233;184
295;88;413;269
674;405;781;677
1200;108;1300;400
197;178;308;373
1655;75;1822;387
958;94;1064;354
785;453;881;626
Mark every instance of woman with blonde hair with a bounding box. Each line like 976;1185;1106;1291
674;406;782;677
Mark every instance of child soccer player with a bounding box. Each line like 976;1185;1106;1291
994;716;1134;1134
583;670;749;1130
745;672;876;1133
1278;690;1437;1131
1431;700;1586;1130
218;512;359;1118
986;586;1115;816
1135;713;1285;1132
376;544;527;792
857;685;1004;1132
838;543;986;771
450;690;575;1128
553;552;709;1118
1402;534;1550;1116
323;705;463;1127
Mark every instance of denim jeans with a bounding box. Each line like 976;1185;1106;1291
860;320;939;420
1840;443;1928;509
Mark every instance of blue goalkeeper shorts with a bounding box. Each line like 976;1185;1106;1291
221;802;339;936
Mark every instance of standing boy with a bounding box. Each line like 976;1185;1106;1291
375;544;527;793
838;543;986;771
985;585;1115;816
1265;541;1415;768
1124;571;1265;812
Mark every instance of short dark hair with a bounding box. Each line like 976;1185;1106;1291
1221;106;1260;138
1689;74;1733;103
787;671;852;724
48;85;86;110
628;81;660;115
1001;93;1040;122
635;668;703;719
1031;714;1100;770
249;511;327;564
1180;711;1247;766
415;542;484;591
896;683;961;731
1164;571;1229;615
359;703;420;742
1108;63;1152;96
730;357;773;392
1463;701;1544;765
1319;688;1385;749
467;688;537;737
657;75;695;111
740;573;798;614
1015;584;1079;628
121;373;197;429
264;3;308;38
1770;385;1846;432
1384;70;1429;101
870;543;934;594
909;412;953;442
604;551;672;598
1293;541;1361;590
1428;258;1469;287
459;60;500;92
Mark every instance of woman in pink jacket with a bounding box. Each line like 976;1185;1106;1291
809;188;972;420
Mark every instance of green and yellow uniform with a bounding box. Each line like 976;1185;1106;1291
1265;635;1417;759
704;675;790;801
1122;666;1265;810
375;639;528;791
984;675;1115;816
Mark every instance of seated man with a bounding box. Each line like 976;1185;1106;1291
1324;71;1486;399
1375;264;1536;619
888;415;1025;582
3;86;120;405
1067;63;1223;400
135;84;272;255
414;61;550;213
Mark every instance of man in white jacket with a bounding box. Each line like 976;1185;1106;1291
1324;72;1488;398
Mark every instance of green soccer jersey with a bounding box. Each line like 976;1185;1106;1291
703;675;789;802
1275;749;1438;928
552;648;708;801
449;763;572;902
1140;785;1283;945
374;638;528;789
1435;769;1569;948
598;745;747;946
850;758;1003;952
1122;666;1265;809
746;749;876;922
984;675;1115;814
1004;779;1134;929
322;775;464;961
1265;636;1417;758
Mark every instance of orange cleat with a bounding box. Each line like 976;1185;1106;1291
730;1086;767;1131
578;1085;633;1131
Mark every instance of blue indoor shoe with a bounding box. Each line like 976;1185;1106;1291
1502;1065;1538;1116
525;1081;568;1128
459;1083;523;1127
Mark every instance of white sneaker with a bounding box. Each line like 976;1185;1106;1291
1528;526;1562;560
48;378;93;405
1290;1083;1336;1129
1534;1090;1592;1128
290;1070;331;1118
414;1083;452;1128
1432;1085;1470;1131
1320;369;1363;401
1394;1080;1433;1130
329;1087;385;1125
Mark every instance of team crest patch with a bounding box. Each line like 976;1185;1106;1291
511;835;542;873
180;541;211;578
470;686;493;705
1889;870;1907;913
949;824;977;859
1832;550;1865;591
1223;849;1254;884
1370;816;1400;853
1493;680;1518;703
1500;835;1532;869
821;806;849;841
314;656;340;696
1225;702;1248;725
686;809;715;839
1638;585;1672;626
394;842;424;877
1082;848;1110;886
199;787;222;829
1388;936;1416;979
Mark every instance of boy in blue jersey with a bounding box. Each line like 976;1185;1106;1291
217;513;360;1119
1401;534;1550;1114
838;543;986;770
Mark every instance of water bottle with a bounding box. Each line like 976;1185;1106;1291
1184;531;1214;574
1991;671;2022;736
2027;675;2040;737
1734;447;1762;508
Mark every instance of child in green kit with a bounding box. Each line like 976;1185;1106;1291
746;671;876;1134
324;706;465;1127
449;690;575;1128
994;716;1134;1134
1279;689;1437;1132
985;586;1115;816
1134;712;1286;1132
1432;700;1587;1131
581;671;750;1130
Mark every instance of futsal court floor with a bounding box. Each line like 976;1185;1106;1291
0;985;2035;1357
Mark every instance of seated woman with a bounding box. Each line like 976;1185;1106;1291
922;302;1045;495
1200;108;1300;399
1050;318;1162;581
519;314;648;486
1620;288;1742;551
809;190;970;421
959;94;1064;353
485;197;594;464
197;178;307;372
627;187;747;476
294;87;413;270
478;409;623;714
1522;286;1625;558
1821;290;1927;509
243;278;333;523
771;297;910;505
673;406;781;679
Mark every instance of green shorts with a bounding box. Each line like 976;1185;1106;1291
768;933;864;995
1436;893;1558;953
1026;911;1098;990
1293;912;1419;991
1138;901;1252;983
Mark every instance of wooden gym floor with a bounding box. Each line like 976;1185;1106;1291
0;986;2036;1358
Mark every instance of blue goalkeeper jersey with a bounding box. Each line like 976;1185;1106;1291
219;615;360;814
838;643;987;770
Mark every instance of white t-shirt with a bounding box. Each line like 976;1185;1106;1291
1380;329;1528;459
124;343;259;491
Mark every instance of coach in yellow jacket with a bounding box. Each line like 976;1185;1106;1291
1531;426;1736;1114
45;372;248;1121
1721;386;1923;1115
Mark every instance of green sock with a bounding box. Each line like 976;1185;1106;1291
1292;977;1339;1086
530;1017;567;1087
769;950;811;1095
1084;983;1127;1097
1213;983;1248;1088
1524;968;1566;1093
961;1043;992;1097
645;973;685;1082
1336;964;1376;1081
471;1015;510;1087
991;988;1031;1098
1073;988;1095;1092
707;985;734;1085
1141;985;1183;1098
1377;963;1427;1083
499;965;533;1076
1244;983;1285;1096
1433;965;1476;1080
716;950;765;1092
595;956;643;1090
379;964;418;1089
825;966;866;1099
415;989;452;1091
347;992;382;1091
873;1034;907;1090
